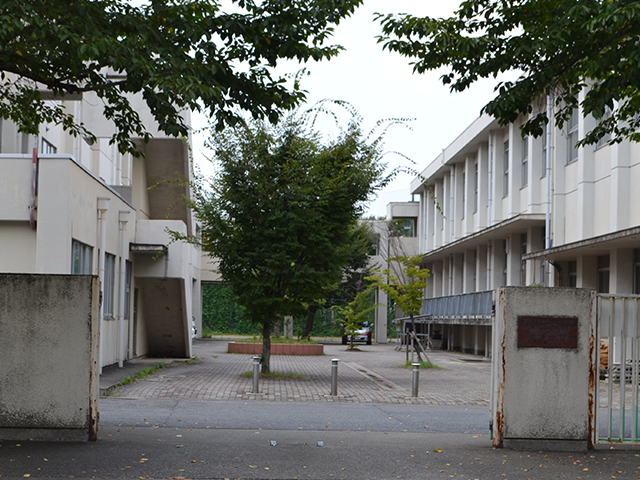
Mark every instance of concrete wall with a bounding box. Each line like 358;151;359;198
0;274;99;441
492;287;596;450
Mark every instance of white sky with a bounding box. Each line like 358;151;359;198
192;0;505;218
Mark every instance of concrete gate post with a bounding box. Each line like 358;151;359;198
491;287;596;451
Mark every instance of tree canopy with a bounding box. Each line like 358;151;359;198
377;0;640;145
0;0;362;154
185;109;395;371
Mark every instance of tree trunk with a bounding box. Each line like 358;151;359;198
261;321;271;374
301;304;319;339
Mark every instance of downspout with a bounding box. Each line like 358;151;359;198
97;197;110;374
29;136;38;230
420;186;429;253
117;210;131;368
545;95;553;285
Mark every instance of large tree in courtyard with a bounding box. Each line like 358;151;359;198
377;0;640;144
186;112;394;372
1;0;362;155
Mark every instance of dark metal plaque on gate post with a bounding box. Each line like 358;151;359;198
517;316;579;349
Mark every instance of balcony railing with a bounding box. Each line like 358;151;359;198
419;290;494;324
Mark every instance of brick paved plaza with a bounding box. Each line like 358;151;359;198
111;340;491;406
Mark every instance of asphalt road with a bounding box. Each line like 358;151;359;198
2;399;640;480
99;398;490;434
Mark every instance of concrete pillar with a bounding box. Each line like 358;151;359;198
432;260;443;297
507;124;521;217
463;249;477;293
443;258;451;296
487;239;506;289
610;249;633;294
476;245;488;291
506;234;523;286
610;141;631;232
552;119;567;247
463;155;475;235
578;107;596;239
577;255;597;289
435;179;445;248
452;253;464;294
477;142;489;229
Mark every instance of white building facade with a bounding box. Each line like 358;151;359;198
393;99;640;355
0;91;217;369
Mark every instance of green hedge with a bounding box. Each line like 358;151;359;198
203;284;345;337
202;284;389;338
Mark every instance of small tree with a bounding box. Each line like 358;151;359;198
368;255;430;362
184;109;395;372
337;288;378;350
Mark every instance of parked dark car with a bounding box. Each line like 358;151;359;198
342;321;374;345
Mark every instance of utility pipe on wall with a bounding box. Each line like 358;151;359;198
29;135;38;230
97;196;110;374
117;210;130;368
545;95;553;285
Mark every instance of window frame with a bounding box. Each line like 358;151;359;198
503;140;509;198
71;240;93;275
597;255;610;294
104;253;116;318
521;136;528;188
566;109;579;165
42;138;57;154
541;123;548;178
595;106;613;150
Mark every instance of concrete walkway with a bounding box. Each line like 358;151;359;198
106;339;491;405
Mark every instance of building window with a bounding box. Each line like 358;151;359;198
104;253;116;317
566;109;579;165
595;107;612;149
71;241;93;274
502;240;508;286
597;255;610;294
542;123;548;178
521;136;528;188
393;218;416;237
568;261;577;288
42;138;57;154
503;140;509;197
474;162;478;213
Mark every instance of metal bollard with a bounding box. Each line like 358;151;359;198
411;362;420;397
252;356;261;393
330;358;340;396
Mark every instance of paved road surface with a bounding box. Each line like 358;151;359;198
2;341;639;479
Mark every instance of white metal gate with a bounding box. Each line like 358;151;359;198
597;295;640;444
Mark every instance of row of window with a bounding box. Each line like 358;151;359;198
499;109;612;198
